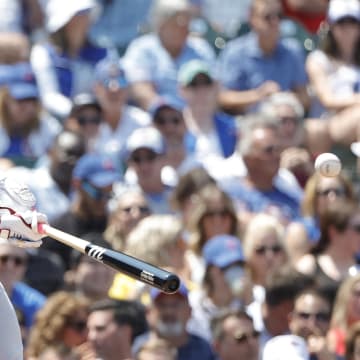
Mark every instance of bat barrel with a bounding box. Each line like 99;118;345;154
85;245;181;294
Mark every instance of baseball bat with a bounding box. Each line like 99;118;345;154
38;224;180;294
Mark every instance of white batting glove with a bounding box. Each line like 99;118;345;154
0;207;48;248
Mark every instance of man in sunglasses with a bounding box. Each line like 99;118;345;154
43;153;120;269
211;309;259;360
0;175;49;359
217;0;309;114
287;287;338;360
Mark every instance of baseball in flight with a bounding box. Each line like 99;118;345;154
314;152;342;177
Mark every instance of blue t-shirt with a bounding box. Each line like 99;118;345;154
223;180;301;223
217;32;307;92
178;334;216;360
11;281;46;329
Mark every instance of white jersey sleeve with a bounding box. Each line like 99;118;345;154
0;282;23;360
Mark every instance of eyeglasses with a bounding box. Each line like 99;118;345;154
255;244;283;256
67;320;87;332
0;255;27;267
203;209;230;218
121;205;151;215
154;115;182;126
294;311;330;322
233;330;260;344
316;188;346;197
258;144;282;156
77;115;101;126
130;152;157;164
82;181;112;201
188;77;213;88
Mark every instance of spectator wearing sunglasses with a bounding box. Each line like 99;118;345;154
91;55;150;171
0;241;45;334
178;60;237;162
288;287;337;360
188;234;253;341
44;153;120;269
242;213;289;330
220;114;302;228
211;309;260;360
65;92;102;152
150;95;201;179
121;126;174;215
296;201;360;306
285;171;356;263
122;0;215;110
25;290;90;359
217;0;309;115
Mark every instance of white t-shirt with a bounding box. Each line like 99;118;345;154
308;49;360;117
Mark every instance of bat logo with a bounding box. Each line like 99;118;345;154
87;245;106;261
140;270;155;285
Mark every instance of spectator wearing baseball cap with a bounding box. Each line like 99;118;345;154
91;56;150;169
133;282;216;360
305;0;360;150
0;62;61;167
187;234;254;341
64;92;102;152
122;0;215;110
44;153;120;269
149;95;201;181
119;126;174;214
178;59;237;163
30;0;108;120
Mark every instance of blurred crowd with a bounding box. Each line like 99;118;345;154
2;0;360;359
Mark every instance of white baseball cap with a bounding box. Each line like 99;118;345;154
327;0;360;24
44;0;97;33
126;127;165;157
262;335;309;360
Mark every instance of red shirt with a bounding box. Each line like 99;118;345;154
282;0;327;34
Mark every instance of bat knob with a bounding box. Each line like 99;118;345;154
162;273;181;294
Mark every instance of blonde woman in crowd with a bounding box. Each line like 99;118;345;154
104;189;151;252
329;273;360;358
25;291;90;359
109;214;190;301
286;172;356;262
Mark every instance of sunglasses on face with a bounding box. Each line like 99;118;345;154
258;144;282;156
233;330;260;344
294;311;330;323
0;255;27;267
187;77;213;89
120;205;151;215
316;188;346;197
262;11;282;22
82;181;112;201
154;115;182;126
77;115;101;126
67;319;87;332
255;244;283;256
280;116;298;124
130;152;158;164
203;209;230;218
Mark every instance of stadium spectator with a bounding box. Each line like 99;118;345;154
0;62;61;167
25;291;90;359
306;0;360;146
217;0;309;114
31;0;107;119
123;0;215;110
